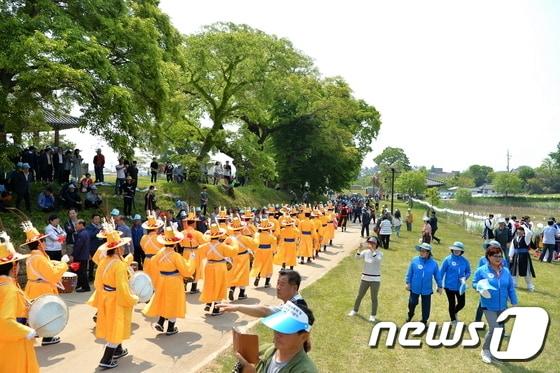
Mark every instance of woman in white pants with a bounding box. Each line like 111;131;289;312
347;236;383;322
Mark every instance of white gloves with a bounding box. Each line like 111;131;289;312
26;329;37;340
61;254;70;263
460;277;466;284
480;289;491;299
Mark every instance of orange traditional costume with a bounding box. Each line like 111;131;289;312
180;209;207;294
0;232;38;373
251;219;277;288
21;221;68;346
142;225;195;334
225;218;256;300
199;224;238;315
89;222;137;370
297;209;315;263
140;212;164;286
274;216;300;269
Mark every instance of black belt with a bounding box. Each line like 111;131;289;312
362;273;380;277
17;317;28;325
160;270;179;276
238;250;249;255
322;224;327;227
103;284;116;292
145;254;155;258
29;278;45;283
284;238;296;243
208;259;225;263
302;231;311;235
185;246;199;250
259;244;271;249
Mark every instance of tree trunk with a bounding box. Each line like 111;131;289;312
196;124;221;162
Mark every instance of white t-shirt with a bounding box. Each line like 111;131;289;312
116;164;126;179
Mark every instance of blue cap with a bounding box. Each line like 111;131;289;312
22;163;30;169
16;162;23;168
132;214;142;221
260;301;311;334
110;209;120;216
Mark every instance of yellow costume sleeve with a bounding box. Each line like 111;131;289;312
0;288;33;342
222;243;238;257
175;253;195;278
123;253;134;266
92;249;104;265
36;256;67;284
115;262;138;308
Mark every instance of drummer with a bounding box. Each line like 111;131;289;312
89;224;138;370
139;211;164;286
21;221;68;346
180;208;207;294
0;232;39;373
143;224;196;335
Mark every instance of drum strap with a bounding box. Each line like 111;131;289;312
27;255;64;290
158;249;173;264
102;259;119;281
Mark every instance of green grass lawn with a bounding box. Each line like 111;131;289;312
1;175;289;245
206;202;559;373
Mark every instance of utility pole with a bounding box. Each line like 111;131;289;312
506;149;511;172
390;167;395;214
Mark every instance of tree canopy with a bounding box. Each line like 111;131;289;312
0;0;183;167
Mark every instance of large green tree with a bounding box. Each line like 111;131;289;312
0;0;183;167
493;172;522;196
180;22;312;161
373;147;411;191
465;164;494;187
395;169;427;196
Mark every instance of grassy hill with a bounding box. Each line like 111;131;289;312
1;175;290;245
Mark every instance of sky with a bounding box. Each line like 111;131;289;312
70;0;560;173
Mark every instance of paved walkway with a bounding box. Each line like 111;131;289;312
37;223;363;372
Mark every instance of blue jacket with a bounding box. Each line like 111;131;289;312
37;192;55;209
439;254;471;291
86;223;103;255
72;229;91;261
131;224;144;250
477;256;508;268
405;256;442;295
472;264;518;312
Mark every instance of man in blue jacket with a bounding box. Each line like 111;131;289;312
72;219;91;292
405;243;443;324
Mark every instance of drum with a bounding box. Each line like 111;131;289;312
129;271;153;303
60;272;77;294
131;261;139;272
28;295;69;337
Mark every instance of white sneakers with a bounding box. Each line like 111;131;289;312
481;350;492;364
347;310;376;322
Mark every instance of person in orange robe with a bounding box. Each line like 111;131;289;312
241;208;257;237
21;221;68;346
311;210;324;258
251;219;277;288
298;211;315;264
323;204;337;247
90;228;138;369
275;217;301;270
199;224;238;315
319;208;331;251
140;212;164;286
180;210;207;294
0;232;39;373
143;226;195;334
225;218;256;301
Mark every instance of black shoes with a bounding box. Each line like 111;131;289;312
41;336;60;346
113;344;128;359
99;346;118;369
228;288;235;301
238;289;247;299
166;322;178;335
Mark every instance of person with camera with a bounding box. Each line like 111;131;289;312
347;236;383;322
